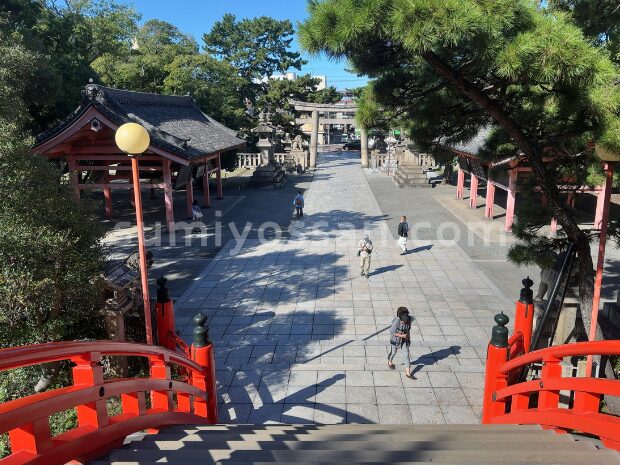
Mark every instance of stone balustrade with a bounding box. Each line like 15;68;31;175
238;151;310;172
237;152;261;169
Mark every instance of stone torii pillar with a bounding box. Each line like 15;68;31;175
309;110;319;168
361;127;369;168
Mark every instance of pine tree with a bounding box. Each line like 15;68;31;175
300;0;620;337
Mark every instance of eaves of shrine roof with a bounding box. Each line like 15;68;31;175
34;84;245;160
440;126;493;157
439;126;521;166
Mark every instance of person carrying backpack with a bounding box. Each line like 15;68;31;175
397;215;409;255
293;191;304;219
388;306;414;379
358;233;373;277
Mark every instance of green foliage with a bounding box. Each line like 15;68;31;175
92;19;197;93
0;0;139;132
162;54;250;129
550;0;620;64
300;0;620;270
0;136;106;347
257;74;340;134
203;13;306;80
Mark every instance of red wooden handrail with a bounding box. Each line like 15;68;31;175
0;339;217;465
500;340;620;375
0;341;202;372
483;314;620;451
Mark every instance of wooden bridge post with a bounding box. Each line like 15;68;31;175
482;312;509;423
513;277;534;352
191;313;218;423
155;276;176;350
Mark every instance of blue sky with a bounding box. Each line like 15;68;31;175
129;0;368;90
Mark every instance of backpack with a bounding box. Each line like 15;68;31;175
295;197;302;206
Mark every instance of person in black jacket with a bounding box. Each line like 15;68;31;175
388;306;413;379
397;215;409;255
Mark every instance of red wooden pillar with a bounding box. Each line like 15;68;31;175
216;153;223;199
202;167;211;208
482;312;509;423
150;354;173;412
485;182;496;218
155;276;175;350
72;352;108;428
186;177;194;218
162;159;174;230
594;178;608;229
513;277;534;352
456;169;465;199
104;175;112;219
505;169;517;231
469;175;478;208
191;314;218;423
68;158;80;199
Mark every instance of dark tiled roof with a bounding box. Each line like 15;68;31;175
34;84;245;160
443;127;493;156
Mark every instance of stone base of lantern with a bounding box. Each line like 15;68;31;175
249;162;287;189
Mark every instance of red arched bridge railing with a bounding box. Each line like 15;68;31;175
0;313;217;465
482;278;620;451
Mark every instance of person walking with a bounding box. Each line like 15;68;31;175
397;215;409;255
293;191;304;219
191;200;203;234
358;233;373;277
388;306;413;379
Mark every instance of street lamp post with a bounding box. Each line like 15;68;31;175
585;144;618;376
115;123;154;345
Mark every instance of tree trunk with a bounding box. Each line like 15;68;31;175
421;51;597;339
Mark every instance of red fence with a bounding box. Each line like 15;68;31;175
482;279;620;450
0;338;217;465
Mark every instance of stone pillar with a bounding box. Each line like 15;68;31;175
361;127;369;168
309;110;319;168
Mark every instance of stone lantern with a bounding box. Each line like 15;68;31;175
249;111;287;188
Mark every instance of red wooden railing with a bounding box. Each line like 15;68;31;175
482;278;620;451
0;329;217;465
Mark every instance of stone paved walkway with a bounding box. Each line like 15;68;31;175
174;152;514;424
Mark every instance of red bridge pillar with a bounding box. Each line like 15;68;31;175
513;277;534;352
155;276;176;350
482;312;509;423
191;313;218;424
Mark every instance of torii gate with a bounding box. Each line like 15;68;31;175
289;100;370;168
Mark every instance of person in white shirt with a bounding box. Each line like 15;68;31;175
358;233;373;277
397;215;409;255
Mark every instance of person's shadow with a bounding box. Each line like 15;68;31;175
370;264;402;276
407;244;433;254
410;345;461;376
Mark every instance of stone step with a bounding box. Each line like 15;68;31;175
142;431;559;443
103;447;617;464
161;424;540;433
136;437;584;451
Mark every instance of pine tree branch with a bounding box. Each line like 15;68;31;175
420;50;596;332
